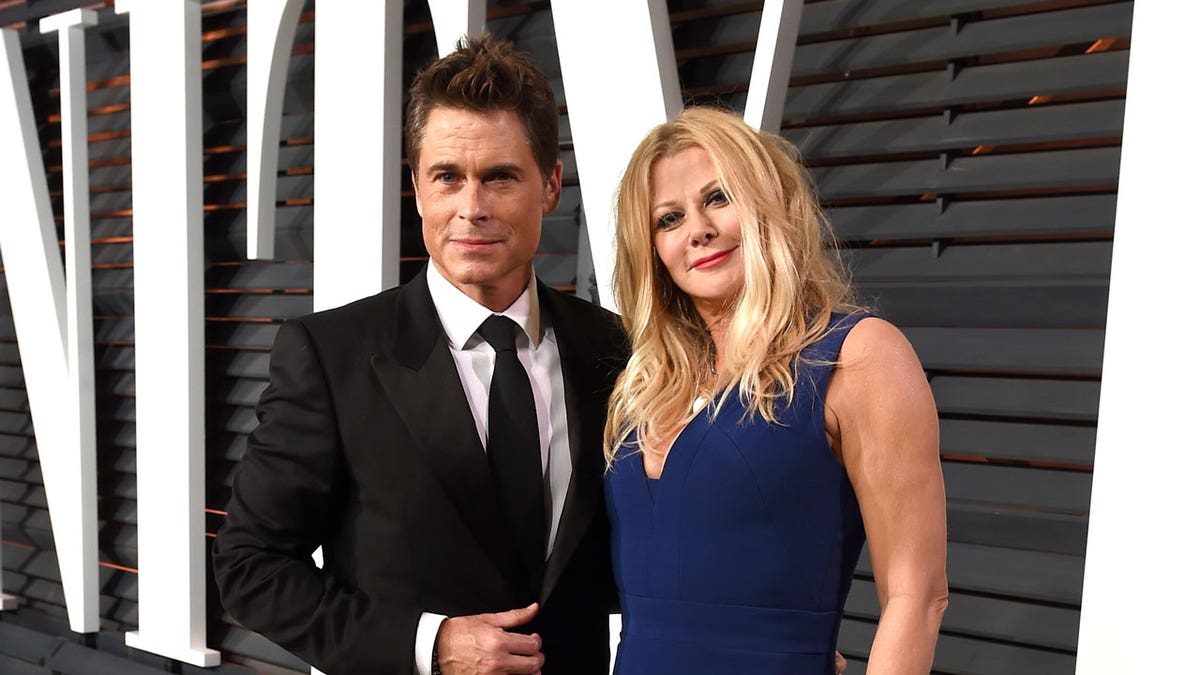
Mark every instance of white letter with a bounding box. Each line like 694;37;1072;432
551;0;682;310
744;0;804;133
1076;4;1200;674
246;0;306;260
0;8;100;631
114;0;218;665
313;1;403;311
427;0;486;57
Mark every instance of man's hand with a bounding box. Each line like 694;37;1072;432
835;650;847;674
436;603;544;675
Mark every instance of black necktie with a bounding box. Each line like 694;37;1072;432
477;314;546;597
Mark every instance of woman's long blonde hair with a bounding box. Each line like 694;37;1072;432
603;107;857;464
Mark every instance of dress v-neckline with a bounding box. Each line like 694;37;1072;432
640;397;714;499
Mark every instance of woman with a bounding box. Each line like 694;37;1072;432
603;107;948;674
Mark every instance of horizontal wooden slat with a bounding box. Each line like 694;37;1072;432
829;194;1117;242
675;0;1089;41
812;147;1120;200
839;616;1077;674
701;3;1133;86
844;578;1080;651
939;418;1096;465
848;241;1113;281
791;99;1124;160
932;375;1100;422
857;541;1083;605
860;280;1109;328
943;462;1090;514
947;501;1087;556
769;50;1128;122
905;327;1103;376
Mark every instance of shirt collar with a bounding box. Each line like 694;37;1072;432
426;263;542;350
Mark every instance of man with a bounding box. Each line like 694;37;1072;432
213;36;625;675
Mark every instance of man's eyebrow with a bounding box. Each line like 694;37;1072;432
482;163;526;176
423;161;461;176
421;162;528;177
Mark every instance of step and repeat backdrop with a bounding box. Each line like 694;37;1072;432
0;1;1131;673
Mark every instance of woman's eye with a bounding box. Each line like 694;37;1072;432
705;188;728;207
656;211;683;230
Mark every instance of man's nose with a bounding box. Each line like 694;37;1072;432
457;180;489;222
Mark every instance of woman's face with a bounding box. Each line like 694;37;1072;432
649;146;744;317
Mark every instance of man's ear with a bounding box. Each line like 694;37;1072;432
412;170;423;217
542;159;564;214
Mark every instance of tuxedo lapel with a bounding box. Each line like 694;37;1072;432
538;285;609;602
369;278;521;584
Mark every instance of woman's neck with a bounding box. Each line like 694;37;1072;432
698;304;732;374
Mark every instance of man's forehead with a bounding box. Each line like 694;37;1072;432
417;107;536;169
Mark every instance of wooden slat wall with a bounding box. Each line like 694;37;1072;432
0;1;1128;673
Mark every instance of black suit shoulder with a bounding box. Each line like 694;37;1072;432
289;285;405;348
538;285;629;368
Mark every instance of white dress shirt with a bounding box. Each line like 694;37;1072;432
415;264;573;675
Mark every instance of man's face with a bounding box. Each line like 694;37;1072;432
413;107;562;311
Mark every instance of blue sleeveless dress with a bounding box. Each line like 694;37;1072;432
605;314;869;674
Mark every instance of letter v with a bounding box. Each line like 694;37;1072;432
0;15;99;633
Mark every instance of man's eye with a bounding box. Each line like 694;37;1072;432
656;211;683;230
704;188;728;207
435;173;457;183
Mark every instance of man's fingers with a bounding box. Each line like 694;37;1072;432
498;652;544;674
437;615;544;675
485;602;539;628
505;631;541;656
835;649;847;674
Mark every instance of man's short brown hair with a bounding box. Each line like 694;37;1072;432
406;34;560;180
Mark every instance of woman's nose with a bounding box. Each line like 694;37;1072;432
688;215;716;244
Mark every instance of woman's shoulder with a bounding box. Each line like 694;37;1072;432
799;311;875;364
826;316;928;415
838;316;916;369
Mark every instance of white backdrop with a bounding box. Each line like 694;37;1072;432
1076;3;1200;673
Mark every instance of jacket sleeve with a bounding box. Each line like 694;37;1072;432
211;319;418;674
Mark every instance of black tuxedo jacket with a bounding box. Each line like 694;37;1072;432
212;274;627;674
